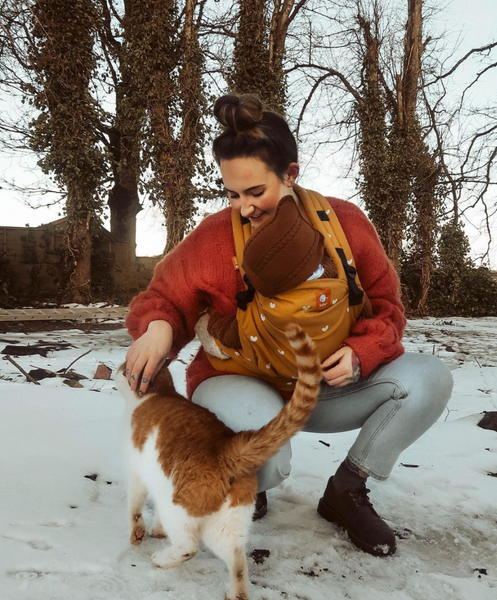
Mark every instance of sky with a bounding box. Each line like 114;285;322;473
0;0;496;266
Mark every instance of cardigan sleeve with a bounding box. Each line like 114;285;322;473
329;198;407;377
126;210;235;356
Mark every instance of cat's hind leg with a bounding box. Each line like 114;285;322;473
151;504;200;569
128;472;148;546
203;501;253;600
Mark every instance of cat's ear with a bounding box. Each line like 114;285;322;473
149;360;176;395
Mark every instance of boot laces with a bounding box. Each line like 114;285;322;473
349;486;374;508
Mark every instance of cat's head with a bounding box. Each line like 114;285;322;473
116;360;180;401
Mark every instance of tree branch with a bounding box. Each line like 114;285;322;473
287;62;362;103
427;41;497;85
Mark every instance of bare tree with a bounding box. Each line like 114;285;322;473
121;0;210;254
96;0;144;262
28;0;105;303
231;0;308;113
285;0;496;313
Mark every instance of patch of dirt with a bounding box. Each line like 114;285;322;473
0;321;125;334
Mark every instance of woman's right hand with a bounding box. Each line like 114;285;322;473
125;320;173;395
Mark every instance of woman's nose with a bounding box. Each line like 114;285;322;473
240;198;256;218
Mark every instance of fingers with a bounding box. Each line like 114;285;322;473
322;346;354;387
129;355;147;392
321;347;347;370
137;355;166;396
125;348;167;396
323;368;349;387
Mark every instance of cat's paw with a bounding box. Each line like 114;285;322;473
152;548;198;569
151;549;173;569
130;524;146;545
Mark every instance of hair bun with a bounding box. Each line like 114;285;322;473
214;94;263;133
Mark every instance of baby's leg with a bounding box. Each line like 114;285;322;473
128;472;148;545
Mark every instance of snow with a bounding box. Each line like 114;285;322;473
1;318;496;600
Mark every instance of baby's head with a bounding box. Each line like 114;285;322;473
242;195;324;298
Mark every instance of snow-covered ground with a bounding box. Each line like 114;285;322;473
1;318;496;600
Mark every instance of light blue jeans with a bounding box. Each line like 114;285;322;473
192;352;453;489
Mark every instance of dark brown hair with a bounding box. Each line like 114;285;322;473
212;94;298;179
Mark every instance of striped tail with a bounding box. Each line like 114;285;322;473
221;324;322;479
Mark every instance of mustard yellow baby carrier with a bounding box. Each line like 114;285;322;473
206;185;367;391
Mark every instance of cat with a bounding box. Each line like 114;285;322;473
117;323;322;600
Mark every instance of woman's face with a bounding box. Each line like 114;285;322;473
220;156;299;228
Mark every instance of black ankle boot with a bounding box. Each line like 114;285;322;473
253;491;268;521
317;477;396;557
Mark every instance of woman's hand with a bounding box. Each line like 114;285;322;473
125;320;173;395
322;345;361;387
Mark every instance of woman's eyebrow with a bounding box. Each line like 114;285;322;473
225;184;265;193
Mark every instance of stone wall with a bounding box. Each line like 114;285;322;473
0;224;158;304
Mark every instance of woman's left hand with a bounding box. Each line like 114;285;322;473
322;345;361;387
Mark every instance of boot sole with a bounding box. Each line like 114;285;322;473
317;497;396;558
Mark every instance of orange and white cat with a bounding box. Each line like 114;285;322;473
117;324;322;600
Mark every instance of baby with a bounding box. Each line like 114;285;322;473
195;195;371;359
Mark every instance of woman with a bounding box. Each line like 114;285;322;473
125;93;453;558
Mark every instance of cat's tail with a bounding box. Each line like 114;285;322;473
221;324;322;480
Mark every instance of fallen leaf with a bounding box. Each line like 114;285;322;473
59;369;88;381
63;379;83;388
94;364;112;380
28;368;56;381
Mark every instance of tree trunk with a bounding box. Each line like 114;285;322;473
357;14;405;273
232;0;283;111
401;0;439;314
29;0;104;303
108;182;140;261
107;86;142;262
163;0;203;255
105;0;146;262
402;0;423;126
63;196;93;303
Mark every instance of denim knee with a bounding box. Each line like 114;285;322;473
257;442;292;492
401;352;454;417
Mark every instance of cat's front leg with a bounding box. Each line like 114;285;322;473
149;510;167;538
128;472;148;545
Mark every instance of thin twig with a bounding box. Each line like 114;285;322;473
2;355;40;385
60;349;93;375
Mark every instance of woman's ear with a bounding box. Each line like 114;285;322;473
284;162;300;187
